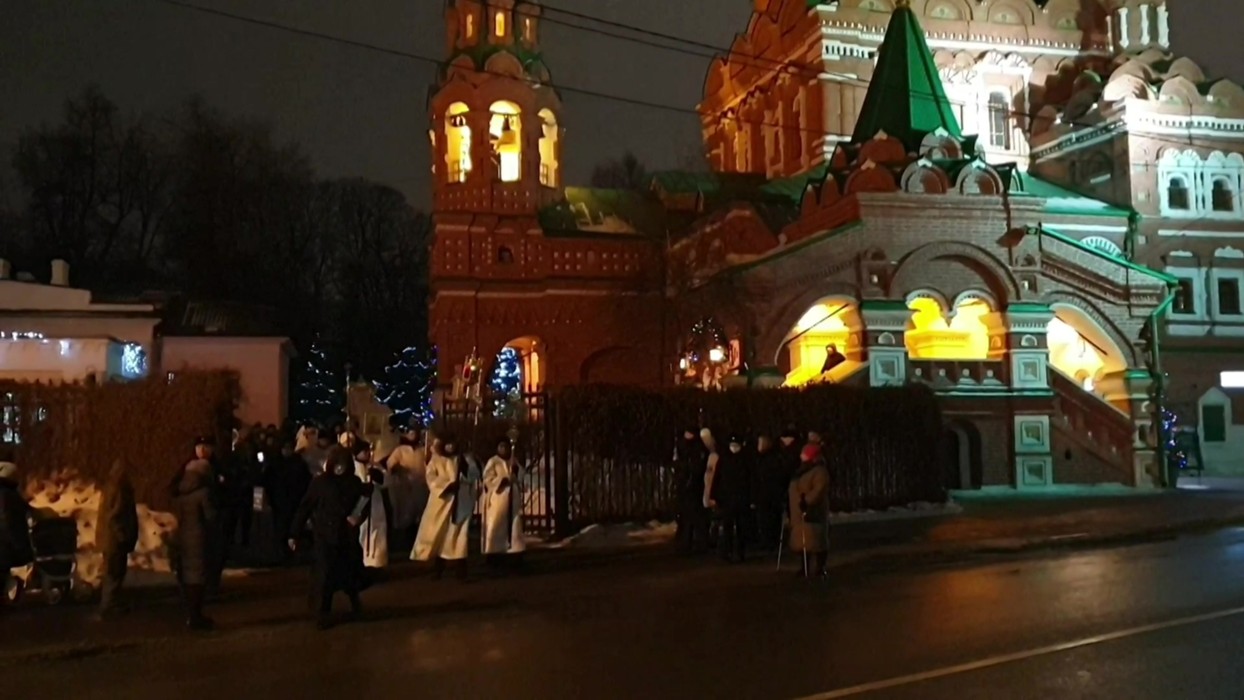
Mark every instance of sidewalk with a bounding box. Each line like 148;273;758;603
6;480;1244;665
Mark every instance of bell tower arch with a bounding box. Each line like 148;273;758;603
430;0;563;214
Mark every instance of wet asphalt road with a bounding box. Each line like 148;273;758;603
9;529;1244;699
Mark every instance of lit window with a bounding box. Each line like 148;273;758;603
445;103;473;183
524;17;533;41
1173;278;1196;314
490;101;522;182
1168;176;1190;210
465;13;474;38
538;109;559;187
1212;178;1235;212
1218;277;1242;315
989;93;1011;149
1222;371;1244;388
495;11;506;37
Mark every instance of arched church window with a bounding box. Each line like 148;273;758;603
988;92;1011;149
1168;176;1191;210
538;109;559;187
1212;178;1236;212
523;16;535;42
445;102;472;184
497;246;514;264
490;101;522;183
495;11;507;38
465;13;475;39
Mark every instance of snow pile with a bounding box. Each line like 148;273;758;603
829;500;963;523
545;520;676;549
24;473;176;590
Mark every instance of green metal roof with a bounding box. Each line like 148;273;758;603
850;5;962;149
1033;226;1178;285
1007;172;1130;218
537;187;666;238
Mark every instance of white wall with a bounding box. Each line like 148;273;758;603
1198;387;1244;474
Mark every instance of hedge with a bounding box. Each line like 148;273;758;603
1;372;239;510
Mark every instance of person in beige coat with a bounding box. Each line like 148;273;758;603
788;443;830;577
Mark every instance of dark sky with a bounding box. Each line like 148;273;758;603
1;0;1238;209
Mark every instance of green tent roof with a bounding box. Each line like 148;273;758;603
850;3;962;149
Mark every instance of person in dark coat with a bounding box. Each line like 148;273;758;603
171;453;218;630
262;439;312;561
0;460;32;613
708;434;751;563
751;435;786;552
673;428;708;555
289;447;368;630
95;458;139;618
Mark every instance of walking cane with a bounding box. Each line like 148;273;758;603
801;520;809;578
775;519;785;573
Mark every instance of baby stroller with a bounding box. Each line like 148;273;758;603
9;516;78;605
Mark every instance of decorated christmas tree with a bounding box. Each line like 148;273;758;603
376;345;436;426
293;337;342;424
489;346;523;417
1162;407;1188;471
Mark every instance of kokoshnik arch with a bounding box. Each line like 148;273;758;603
428;0;1244;485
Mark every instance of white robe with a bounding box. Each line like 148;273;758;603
386;443;429;531
411;453;475;561
482;455;526;555
355;461;389;568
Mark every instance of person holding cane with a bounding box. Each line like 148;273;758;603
787;443;830;578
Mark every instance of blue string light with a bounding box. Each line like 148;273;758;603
376;345;436;426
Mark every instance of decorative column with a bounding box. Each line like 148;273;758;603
1157;3;1170;48
1117;7;1130;49
1006;303;1055;489
1139;4;1151;46
859;300;910;387
1004;303;1053;392
1097;369;1161;488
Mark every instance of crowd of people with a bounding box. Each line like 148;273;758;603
0;418;832;629
674;426;831;577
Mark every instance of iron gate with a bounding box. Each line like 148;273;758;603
438;391;558;536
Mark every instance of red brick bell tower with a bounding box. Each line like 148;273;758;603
428;0;665;398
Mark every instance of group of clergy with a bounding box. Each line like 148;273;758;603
337;428;527;579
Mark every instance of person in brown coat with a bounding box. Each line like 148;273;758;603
172;454;218;630
788;443;830;578
95;459;139;619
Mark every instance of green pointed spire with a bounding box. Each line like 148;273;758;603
850;1;962;150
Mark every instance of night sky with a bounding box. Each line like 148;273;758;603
1;0;1238;209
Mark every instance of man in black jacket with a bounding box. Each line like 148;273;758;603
0;459;32;613
751;435;787;552
289;447;368;630
709;434;751;563
673;428;708;555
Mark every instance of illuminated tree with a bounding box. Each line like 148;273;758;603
1163;408;1187;471
489;346;523;416
376;345;436;426
293;337;342;423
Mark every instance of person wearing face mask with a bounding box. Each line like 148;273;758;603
289;447;368;629
788;443;831;578
352;441;389;571
262;439;312;561
410;434;474;581
708;434;752;563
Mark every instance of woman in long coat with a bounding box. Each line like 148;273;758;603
172;459;217;630
788;443;831;578
482;438;525;567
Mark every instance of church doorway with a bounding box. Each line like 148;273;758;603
942;420;983;490
777;298;862;386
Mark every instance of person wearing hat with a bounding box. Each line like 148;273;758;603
707;434;752;563
0;457;33;612
351;440;389;570
410;433;475;581
481;436;525;570
673;427;708;555
788;443;831;578
290;446;368;629
171;440;219;630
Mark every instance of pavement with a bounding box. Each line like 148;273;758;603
7;516;1244;698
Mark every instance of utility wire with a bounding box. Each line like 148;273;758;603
154;0;1203;168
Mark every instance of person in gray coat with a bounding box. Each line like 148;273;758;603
788;443;831;578
172;450;218;630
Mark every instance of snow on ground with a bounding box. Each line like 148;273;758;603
541;521;677;550
828;500;964;523
23;473;176;592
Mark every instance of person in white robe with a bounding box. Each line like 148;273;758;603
482;438;525;569
385;426;429;551
410;435;477;580
352;441;388;569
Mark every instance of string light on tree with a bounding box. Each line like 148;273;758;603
375;345;436;426
1162;408;1187;471
489;346;523;416
293;336;342;423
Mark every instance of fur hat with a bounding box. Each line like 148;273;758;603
0;461;17;480
800;444;822;463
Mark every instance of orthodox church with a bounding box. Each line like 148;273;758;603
427;0;1244;486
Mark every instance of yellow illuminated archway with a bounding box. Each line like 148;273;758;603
445;102;472;183
490;101;522;182
781;300;860;386
1047;306;1126;392
905;296;996;360
538;108;559;187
